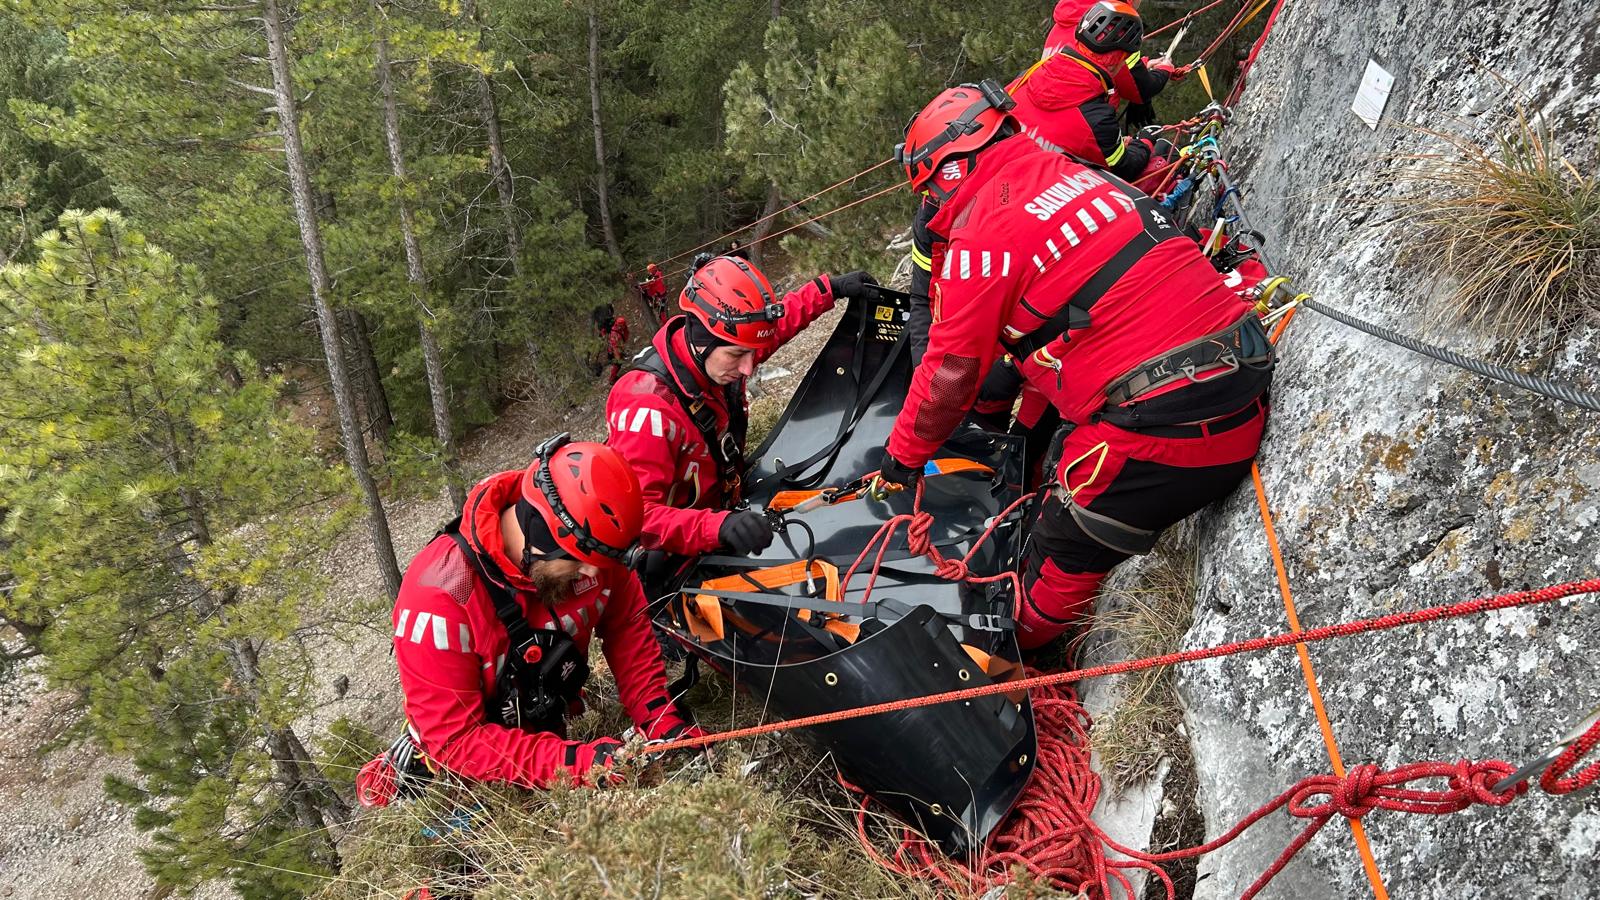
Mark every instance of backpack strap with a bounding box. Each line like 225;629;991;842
1002;172;1188;362
440;517;544;661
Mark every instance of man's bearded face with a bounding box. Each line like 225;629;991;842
526;557;587;601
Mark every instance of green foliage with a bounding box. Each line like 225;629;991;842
0;18;113;262
0;210;352;895
724;1;1039;276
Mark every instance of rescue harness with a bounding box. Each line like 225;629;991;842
1000;170;1275;427
630;328;749;502
443;517;589;737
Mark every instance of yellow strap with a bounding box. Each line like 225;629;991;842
1197;62;1214;101
1011;56;1049;91
1062;441;1111;499
1125;51;1142;70
1105;138;1128;166
1239;0;1276;30
911;245;932;271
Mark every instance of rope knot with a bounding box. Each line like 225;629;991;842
905;510;935;557
1331;764;1381;819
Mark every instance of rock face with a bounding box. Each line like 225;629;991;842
1180;2;1600;897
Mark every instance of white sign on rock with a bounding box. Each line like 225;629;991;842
1352;58;1395;129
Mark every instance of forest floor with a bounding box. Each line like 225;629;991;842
0;288;846;900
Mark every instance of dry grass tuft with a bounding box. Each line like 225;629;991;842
1085;541;1198;794
322;756;928;900
1390;108;1600;336
321;664;942;900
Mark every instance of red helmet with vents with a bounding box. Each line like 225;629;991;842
520;434;644;568
679;255;784;351
896;79;1019;200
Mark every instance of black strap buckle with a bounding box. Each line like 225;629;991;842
966;613;1008;633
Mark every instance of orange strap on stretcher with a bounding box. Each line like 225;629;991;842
767;458;995;511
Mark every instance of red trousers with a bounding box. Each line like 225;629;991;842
1018;398;1268;649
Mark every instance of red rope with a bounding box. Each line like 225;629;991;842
1225;0;1290;106
1543;717;1600;795
1145;0;1233;40
648;577;1600;755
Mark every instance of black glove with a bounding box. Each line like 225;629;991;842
827;270;879;302
866;447;921;500
718;509;776;555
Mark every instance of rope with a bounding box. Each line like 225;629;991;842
662;180;905;281
1210;167;1600;415
1254;309;1390;897
641;158;897;276
1225;0;1291;106
646;576;1599;755
1299;298;1600;414
1145;0;1232;40
1544;717;1600;794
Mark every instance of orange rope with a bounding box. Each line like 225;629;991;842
1253;305;1390;898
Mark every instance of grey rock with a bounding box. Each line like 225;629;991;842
1178;2;1600;898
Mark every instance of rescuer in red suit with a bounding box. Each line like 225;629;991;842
382;437;702;789
871;85;1274;651
1010;1;1186;181
607;255;878;561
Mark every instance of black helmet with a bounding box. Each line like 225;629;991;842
1077;1;1144;55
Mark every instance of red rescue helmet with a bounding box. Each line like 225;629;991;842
647;262;662;276
1077;1;1143;54
679;255;784;350
896;79;1018;198
519;434;643;569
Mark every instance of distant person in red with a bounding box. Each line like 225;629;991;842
606;315;630;384
1010;1;1186;181
640;263;669;323
375;437;702;792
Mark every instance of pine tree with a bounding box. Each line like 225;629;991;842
0;209;352;895
0;18;112;264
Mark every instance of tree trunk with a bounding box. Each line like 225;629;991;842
261;0;402;597
747;0;781;267
586;3;623;266
462;0;524;282
342;308;393;447
747;183;782;268
375;10;467;511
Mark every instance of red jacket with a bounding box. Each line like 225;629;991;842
887;134;1255;467
607;317;630;356
391;471;687;788
606;279;837;556
1010;48;1167;180
642;273;666;300
1041;0;1163;106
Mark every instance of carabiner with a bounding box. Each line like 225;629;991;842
1493;705;1600;794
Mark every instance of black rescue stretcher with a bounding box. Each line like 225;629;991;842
652;288;1037;857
